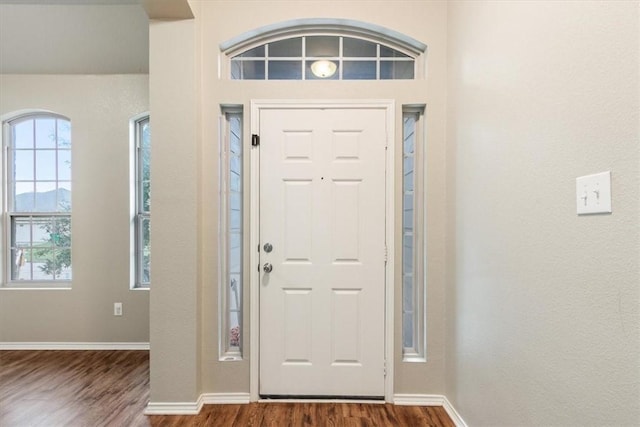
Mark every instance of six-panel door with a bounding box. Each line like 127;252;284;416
259;107;387;397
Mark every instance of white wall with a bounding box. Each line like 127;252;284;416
447;1;640;425
0;75;150;343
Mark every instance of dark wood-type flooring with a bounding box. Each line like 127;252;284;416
0;350;454;427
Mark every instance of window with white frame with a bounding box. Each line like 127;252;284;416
402;108;426;361
230;35;415;80
219;109;243;359
134;116;150;288
3;113;72;285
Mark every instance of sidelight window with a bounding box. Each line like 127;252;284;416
402;107;426;361
219;108;243;359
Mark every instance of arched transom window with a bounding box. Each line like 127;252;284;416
222;19;426;81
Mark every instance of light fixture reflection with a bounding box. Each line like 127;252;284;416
310;60;337;78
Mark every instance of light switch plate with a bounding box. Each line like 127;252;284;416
576;171;612;215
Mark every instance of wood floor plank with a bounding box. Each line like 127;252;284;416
0;350;455;426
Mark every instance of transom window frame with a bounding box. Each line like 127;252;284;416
220;18;427;81
229;34;417;81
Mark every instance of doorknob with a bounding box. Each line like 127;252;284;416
263;263;273;273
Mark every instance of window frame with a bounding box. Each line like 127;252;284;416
228;34;417;81
219;106;244;360
402;106;427;362
131;113;150;289
2;112;73;288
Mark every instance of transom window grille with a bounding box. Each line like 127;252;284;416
219;109;243;359
3;113;72;284
230;36;415;80
402;108;426;361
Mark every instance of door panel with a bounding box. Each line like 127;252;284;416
259;107;387;397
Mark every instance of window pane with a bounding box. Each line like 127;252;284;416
58;150;71;181
380;61;414;80
404;157;414;192
35;182;56;211
230;60;242;80
140;120;151;149
380;45;410;58
343;61;377;80
57;120;71;148
403;275;414;314
269;37;301;57
13;120;33;149
140;216;150;284
237;45;265;58
402;111;423;359
221;112;243;358
57;182;72;211
403;312;414;348
230;167;241;192
403;233;413;273
12;248;32;281
403;202;414;232
343;37;376;57
268;60;302;80
306;36;339;57
305;60;339;80
36;150;56;181
229;232;241;273
14;150;34;181
35;118;56;148
14;182;34;212
234;60;265;80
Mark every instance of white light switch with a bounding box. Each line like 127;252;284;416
576;171;612;215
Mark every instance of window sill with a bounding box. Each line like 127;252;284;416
1;282;72;290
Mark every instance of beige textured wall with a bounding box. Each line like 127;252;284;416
148;17;202;403
0;75;150;343
446;1;640;425
195;0;448;397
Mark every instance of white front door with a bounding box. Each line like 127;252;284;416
258;106;387;397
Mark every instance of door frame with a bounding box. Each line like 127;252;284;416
249;99;395;402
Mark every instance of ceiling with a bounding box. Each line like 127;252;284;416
0;1;141;4
0;2;149;74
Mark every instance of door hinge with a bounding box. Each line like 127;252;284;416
252;134;260;146
384;245;388;263
383;360;387;377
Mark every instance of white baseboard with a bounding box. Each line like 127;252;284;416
147;392;465;424
258;398;385;404
394;394;467;427
145;393;251;415
144;401;202;415
0;342;150;350
442;396;468;427
394;393;446;406
201;393;251;404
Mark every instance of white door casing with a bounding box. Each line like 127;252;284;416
251;101;394;399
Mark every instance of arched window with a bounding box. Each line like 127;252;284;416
3;112;72;285
222;19;426;80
